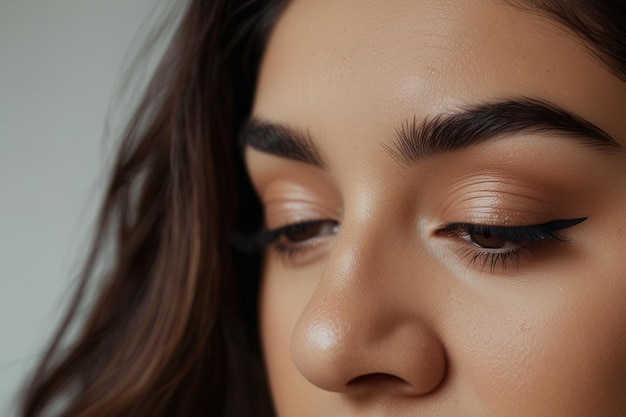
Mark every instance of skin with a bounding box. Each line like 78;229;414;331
245;0;626;415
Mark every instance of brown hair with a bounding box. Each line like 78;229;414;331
514;0;626;81
19;0;281;416
18;1;625;416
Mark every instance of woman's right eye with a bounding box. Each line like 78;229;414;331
278;220;339;243
265;219;340;263
232;219;340;260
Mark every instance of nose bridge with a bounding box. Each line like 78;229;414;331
290;217;447;396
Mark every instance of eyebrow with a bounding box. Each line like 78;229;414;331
387;98;621;166
240;118;325;167
240;98;621;168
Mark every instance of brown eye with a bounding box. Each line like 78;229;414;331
469;232;506;249
282;220;338;243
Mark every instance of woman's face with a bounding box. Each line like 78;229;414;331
244;0;626;415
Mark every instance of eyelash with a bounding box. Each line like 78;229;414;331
232;219;339;259
437;218;587;272
233;217;586;271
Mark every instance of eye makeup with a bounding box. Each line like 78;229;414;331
234;219;338;250
435;217;587;272
233;219;340;265
234;215;588;274
438;218;587;244
244;131;599;274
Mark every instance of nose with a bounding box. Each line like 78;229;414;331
290;227;447;397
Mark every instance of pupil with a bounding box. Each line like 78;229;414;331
471;233;506;249
286;223;322;242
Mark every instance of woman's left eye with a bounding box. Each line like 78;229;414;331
467;232;506;249
437;218;587;271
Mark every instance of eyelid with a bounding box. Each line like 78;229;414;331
231;219;338;254
263;200;339;230
438;218;588;242
434;217;587;273
252;175;341;229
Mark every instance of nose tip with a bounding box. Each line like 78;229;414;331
291;313;447;396
288;223;448;399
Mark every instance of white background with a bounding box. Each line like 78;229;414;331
0;0;165;414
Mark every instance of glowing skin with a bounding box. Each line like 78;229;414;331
245;0;626;416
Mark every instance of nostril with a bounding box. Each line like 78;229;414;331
346;372;409;388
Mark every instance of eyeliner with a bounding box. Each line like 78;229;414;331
440;217;588;242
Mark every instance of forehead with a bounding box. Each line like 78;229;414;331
253;0;625;143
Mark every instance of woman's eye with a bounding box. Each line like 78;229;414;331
268;219;339;263
437;217;587;272
231;219;340;260
468;232;506;249
440;218;587;247
280;220;339;243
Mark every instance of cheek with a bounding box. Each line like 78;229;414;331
454;255;626;415
558;248;626;411
528;277;626;415
257;197;626;415
259;261;323;416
